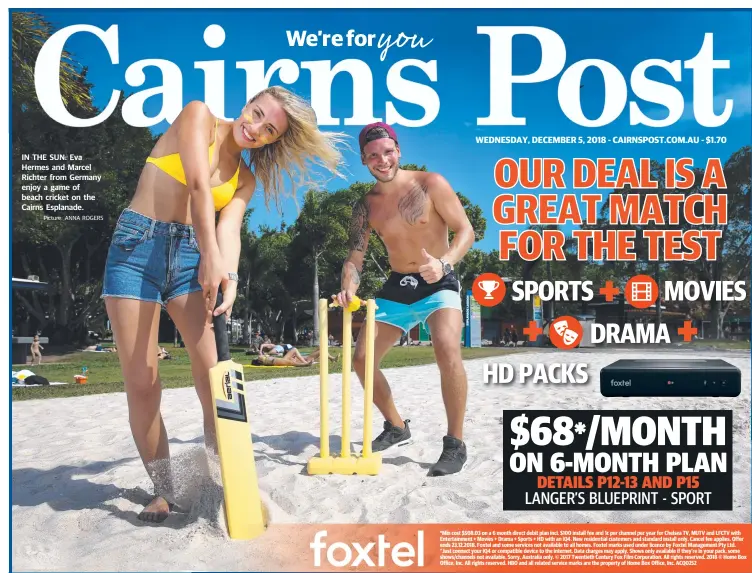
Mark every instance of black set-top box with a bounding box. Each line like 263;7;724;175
600;359;741;397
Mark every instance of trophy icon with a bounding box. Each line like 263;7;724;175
478;279;500;300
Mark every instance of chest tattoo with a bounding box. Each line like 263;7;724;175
398;182;428;225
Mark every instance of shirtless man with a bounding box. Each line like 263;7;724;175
334;123;475;476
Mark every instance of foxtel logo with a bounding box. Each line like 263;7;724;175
310;530;425;567
611;379;632;386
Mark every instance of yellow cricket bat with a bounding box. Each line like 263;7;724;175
209;292;266;539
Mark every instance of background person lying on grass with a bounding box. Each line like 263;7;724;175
251;348;336;367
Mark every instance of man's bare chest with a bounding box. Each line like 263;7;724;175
369;181;432;238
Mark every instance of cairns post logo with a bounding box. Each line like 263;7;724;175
310;530;425;568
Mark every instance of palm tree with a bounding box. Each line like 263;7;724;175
239;239;265;342
294;190;351;345
11;11;92;114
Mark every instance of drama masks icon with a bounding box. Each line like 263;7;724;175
553;318;579;347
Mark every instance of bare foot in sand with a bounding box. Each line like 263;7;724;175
137;496;174;523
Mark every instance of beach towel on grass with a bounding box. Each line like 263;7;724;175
13;370;36;381
13;381;67;387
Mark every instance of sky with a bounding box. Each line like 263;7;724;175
26;8;752;252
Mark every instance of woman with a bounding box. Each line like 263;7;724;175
102;87;345;523
252;348;335;367
259;340;294;356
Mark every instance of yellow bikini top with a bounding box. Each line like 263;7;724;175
145;118;241;211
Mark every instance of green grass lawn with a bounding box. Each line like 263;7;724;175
13;338;748;402
12;345;527;401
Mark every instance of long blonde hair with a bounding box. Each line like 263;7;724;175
244;86;348;209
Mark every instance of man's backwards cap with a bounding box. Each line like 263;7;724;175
359;122;398;153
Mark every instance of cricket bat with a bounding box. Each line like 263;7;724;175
209;291;266;540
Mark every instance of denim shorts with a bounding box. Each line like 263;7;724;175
101;208;202;307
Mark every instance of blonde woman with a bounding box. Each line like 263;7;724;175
102;87;345;523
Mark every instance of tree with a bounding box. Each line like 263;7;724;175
13;95;156;341
11;11;92;117
254;230;294;338
688;148;751;337
581;151;751;338
287;185;387;344
12;11;156;342
236;224;296;340
236;210;276;342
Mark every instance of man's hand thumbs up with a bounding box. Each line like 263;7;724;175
418;248;442;284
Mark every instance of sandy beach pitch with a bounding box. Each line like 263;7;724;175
12;349;750;571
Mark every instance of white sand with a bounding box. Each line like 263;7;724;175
12;349;750;571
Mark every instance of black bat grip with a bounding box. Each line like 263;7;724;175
213;291;231;362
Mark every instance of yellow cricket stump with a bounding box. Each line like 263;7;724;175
307;297;382;475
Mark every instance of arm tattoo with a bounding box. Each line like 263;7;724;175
342;262;361;286
348;199;370;252
398;182;428;225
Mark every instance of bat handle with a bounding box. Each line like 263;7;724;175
213;291;231;362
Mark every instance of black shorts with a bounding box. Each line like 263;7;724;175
377;271;461;304
374;271;462;333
